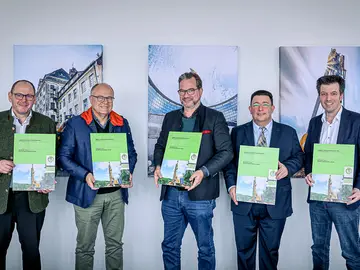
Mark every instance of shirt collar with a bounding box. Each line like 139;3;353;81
253;119;273;132
321;106;343;123
11;109;32;125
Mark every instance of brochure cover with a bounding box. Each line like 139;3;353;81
13;134;56;191
310;143;354;203
90;133;130;188
236;145;279;205
159;131;202;187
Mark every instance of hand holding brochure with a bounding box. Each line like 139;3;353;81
159;131;202;187
90;133;130;188
310;144;354;203
236;146;279;205
13;134;56;191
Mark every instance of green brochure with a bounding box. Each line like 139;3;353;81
90;133;130;188
159;131;202;187
13;134;56;191
310;143;354;203
236;145;279;205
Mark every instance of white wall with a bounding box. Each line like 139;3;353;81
1;0;360;269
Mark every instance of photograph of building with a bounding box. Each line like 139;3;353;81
147;45;239;175
14;45;103;130
279;46;360;177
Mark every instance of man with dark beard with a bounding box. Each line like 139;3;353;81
153;71;233;270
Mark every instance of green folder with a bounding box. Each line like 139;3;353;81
90;133;130;188
236;145;279;205
13;134;56;191
159;131;202;187
311;143;354;203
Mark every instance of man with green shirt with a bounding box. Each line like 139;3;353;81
0;80;56;270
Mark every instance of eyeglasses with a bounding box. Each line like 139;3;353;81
251;102;271;108
178;88;199;96
91;95;115;102
12;93;35;101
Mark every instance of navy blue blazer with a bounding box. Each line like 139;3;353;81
58;108;138;208
224;120;304;219
304;108;360;210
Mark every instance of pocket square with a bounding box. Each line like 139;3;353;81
202;130;212;134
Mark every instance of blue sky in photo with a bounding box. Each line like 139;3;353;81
14;45;103;89
148;45;238;106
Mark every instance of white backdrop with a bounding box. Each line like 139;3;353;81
1;0;360;269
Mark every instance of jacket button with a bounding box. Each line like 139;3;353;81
5;189;8;193
8;173;11;176
9;156;13;160
12;127;15;131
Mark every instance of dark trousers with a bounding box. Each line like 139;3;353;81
0;190;45;270
233;204;286;270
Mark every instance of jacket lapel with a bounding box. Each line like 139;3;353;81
337;108;350;144
245;122;255;146
269;121;281;148
313;116;322;144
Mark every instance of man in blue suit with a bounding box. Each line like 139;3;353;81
224;90;304;270
58;83;137;270
304;75;360;270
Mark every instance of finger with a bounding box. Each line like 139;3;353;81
231;192;238;205
186;179;198;191
305;178;313;186
348;193;358;200
346;197;359;205
278;171;286;180
154;173;159;188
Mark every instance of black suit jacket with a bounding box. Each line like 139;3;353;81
224;120;304;219
154;103;233;201
304;107;360;210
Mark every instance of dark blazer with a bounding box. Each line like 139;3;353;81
0;109;56;214
57;107;137;208
154;103;233;201
224;120;304;219
304;107;360;210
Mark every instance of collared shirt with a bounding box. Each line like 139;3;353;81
253;120;273;146
319;106;343;144
92;110;110;129
10;109;32;188
228;120;274;192
12;109;32;134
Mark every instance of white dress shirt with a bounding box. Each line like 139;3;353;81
319;106;342;144
10;110;32;187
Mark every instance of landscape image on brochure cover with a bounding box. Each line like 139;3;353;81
12;159;56;191
236;175;276;205
93;154;130;188
311;173;353;203
159;153;198;187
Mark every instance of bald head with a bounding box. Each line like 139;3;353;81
90;83;114;96
11;80;36;95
